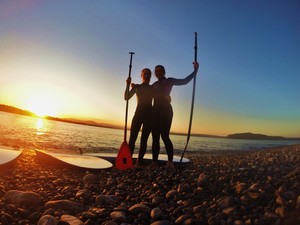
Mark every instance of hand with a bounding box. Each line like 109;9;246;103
126;77;131;85
131;83;136;88
193;61;199;73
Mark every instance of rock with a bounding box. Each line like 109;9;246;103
177;183;190;193
75;189;91;199
235;183;246;194
4;190;43;207
44;200;84;213
175;215;190;224
110;210;126;223
197;172;207;186
150;207;163;220
275;206;288;218
222;207;235;215
37;215;58;225
150;220;173;225
83;174;97;183
95;195;119;206
276;196;287;206
165;190;178;199
129;203;151;215
217;196;235;209
61;214;84;225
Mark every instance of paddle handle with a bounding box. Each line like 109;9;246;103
124;52;135;141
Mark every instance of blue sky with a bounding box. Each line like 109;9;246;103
0;0;299;137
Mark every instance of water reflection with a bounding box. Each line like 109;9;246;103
36;118;46;135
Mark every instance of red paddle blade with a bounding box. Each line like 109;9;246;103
116;141;133;170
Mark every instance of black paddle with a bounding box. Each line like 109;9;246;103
180;32;197;164
116;52;135;170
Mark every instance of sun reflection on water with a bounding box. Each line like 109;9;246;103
36;118;46;135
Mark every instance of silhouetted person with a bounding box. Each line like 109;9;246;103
125;68;153;167
151;61;199;168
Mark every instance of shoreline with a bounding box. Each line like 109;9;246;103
0;145;299;225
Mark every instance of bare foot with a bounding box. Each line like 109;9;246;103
165;161;174;169
150;161;159;168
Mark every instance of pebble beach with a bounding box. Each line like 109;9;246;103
0;145;299;225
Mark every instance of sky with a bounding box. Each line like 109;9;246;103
0;0;299;138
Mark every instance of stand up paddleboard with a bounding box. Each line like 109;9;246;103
0;147;22;166
85;153;190;164
35;150;112;170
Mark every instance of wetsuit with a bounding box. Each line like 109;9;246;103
126;83;153;162
151;73;196;162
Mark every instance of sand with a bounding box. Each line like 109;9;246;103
0;145;299;225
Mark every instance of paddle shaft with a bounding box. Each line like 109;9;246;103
124;52;135;141
180;32;197;163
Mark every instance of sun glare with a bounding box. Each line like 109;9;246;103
26;94;58;117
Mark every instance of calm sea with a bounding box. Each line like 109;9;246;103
0;111;299;154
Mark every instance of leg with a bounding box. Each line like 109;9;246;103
151;112;160;162
128;114;142;155
160;106;174;162
137;118;151;163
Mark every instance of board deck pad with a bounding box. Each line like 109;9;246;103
0;147;22;165
86;152;190;163
35;150;112;169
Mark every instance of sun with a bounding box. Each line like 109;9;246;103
26;94;58;117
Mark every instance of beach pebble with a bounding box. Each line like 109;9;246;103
217;196;235;209
165;190;178;199
150;220;173;225
61;214;84;225
110;210;126;223
129;203;151;215
37;215;58;225
197;172;207;186
95;194;119;206
4;190;43;207
151;207;163;220
44;200;84;213
83;173;97;183
235;182;246;194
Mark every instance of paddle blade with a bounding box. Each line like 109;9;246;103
116;141;133;170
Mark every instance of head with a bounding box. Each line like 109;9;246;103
141;68;151;84
155;65;165;79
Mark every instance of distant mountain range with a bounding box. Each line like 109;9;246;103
0;104;122;130
227;132;289;140
1;104;299;140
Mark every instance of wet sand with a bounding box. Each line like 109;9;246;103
0;145;299;225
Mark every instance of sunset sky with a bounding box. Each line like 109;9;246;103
0;0;299;137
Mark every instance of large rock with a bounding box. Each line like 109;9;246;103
37;215;58;225
4;190;43;207
129;203;151;215
44;200;84;213
61;214;84;225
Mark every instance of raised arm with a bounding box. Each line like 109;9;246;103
172;61;199;86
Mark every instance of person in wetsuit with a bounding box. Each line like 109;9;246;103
151;61;199;168
124;68;153;167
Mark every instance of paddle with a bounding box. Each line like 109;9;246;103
116;52;135;170
180;32;197;164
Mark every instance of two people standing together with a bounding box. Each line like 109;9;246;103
125;61;199;168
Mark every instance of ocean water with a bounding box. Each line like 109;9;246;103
0;111;299;154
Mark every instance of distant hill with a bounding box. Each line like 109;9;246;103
0;103;122;130
0;104;37;117
227;132;286;140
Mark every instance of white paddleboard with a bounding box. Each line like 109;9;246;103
35;150;112;169
85;153;190;163
0;147;22;165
